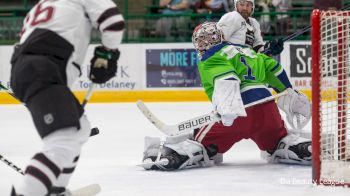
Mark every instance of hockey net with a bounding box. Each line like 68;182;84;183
312;9;350;186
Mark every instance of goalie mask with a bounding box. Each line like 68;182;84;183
192;22;223;57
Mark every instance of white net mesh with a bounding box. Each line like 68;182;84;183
319;10;350;184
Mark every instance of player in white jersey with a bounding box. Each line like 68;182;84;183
217;0;284;55
10;0;124;195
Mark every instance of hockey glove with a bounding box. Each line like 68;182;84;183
212;79;247;126
89;46;120;84
264;38;284;56
277;88;311;130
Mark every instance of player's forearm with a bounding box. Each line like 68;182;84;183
267;71;293;93
265;60;292;92
97;7;125;49
101;31;124;50
160;0;171;7
168;2;190;10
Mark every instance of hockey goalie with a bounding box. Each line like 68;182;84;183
140;22;312;171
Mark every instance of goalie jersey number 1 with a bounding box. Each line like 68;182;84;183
240;56;256;80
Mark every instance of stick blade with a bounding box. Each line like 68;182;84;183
71;184;101;196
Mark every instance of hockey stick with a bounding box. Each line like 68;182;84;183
81;84;100;136
263;4;350;54
0;154;24;175
82;84;95;108
0;82;18;100
281;4;350;42
0;82;99;136
137;90;288;136
263;26;310;54
70;183;101;196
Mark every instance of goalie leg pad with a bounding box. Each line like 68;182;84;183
27;85;83;138
142;137;213;170
265;133;311;165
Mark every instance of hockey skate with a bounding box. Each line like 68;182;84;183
266;134;312;165
139;137;214;171
141;148;190;170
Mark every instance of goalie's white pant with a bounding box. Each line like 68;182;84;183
16;115;91;196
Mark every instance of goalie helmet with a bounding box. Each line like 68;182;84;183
234;0;255;15
192;22;223;57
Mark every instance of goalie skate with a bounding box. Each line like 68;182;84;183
267;134;312;165
139;150;190;171
138;158;170;170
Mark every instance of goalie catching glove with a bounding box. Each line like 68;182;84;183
277;88;311;130
212;79;247;126
89;46;120;84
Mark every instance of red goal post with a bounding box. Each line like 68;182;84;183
312;9;350;186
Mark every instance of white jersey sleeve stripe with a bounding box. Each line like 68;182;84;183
103;21;125;32
99;14;124;32
97;7;122;28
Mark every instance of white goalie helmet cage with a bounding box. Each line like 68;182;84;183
234;0;255;14
192;22;223;55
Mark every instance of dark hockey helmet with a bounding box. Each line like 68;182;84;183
192;22;223;57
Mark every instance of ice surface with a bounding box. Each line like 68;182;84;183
0;102;349;195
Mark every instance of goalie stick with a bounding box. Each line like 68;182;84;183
137;90;288;136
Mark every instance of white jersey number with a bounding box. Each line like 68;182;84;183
21;0;55;35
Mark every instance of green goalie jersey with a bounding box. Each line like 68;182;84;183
197;42;292;105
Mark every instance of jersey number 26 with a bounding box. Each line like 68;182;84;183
21;0;54;35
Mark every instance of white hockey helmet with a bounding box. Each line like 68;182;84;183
234;0;255;15
192;22;223;56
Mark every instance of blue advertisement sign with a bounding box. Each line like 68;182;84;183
146;49;202;87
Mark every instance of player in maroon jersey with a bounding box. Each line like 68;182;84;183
10;0;124;195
